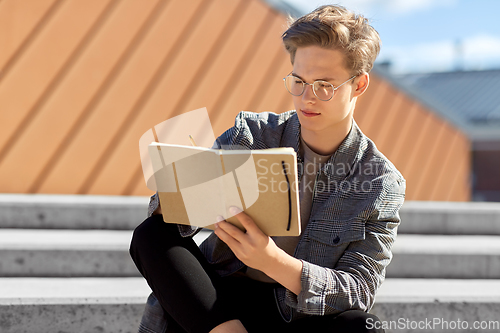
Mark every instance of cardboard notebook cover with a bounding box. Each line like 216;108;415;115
148;143;300;236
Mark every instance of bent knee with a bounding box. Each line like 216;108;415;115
130;215;181;253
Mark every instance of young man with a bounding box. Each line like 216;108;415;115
130;5;405;333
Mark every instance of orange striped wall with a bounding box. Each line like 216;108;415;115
0;0;470;200
356;75;470;201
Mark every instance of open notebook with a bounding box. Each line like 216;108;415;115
149;142;300;236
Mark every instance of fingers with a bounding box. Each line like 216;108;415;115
214;209;273;271
214;222;241;251
216;219;245;240
214;207;267;252
229;207;265;237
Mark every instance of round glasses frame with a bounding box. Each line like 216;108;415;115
283;73;357;101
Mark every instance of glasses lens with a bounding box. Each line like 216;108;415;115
284;76;304;96
313;81;334;101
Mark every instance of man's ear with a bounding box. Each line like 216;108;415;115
353;73;369;97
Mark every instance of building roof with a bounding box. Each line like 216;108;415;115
0;0;471;201
395;69;500;141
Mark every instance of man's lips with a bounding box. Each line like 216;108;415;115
301;110;321;117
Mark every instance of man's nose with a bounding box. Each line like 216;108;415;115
302;83;316;102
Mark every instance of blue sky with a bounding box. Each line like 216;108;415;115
282;0;500;74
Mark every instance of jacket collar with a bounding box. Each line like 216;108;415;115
282;112;364;181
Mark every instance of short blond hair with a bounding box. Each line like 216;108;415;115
282;5;381;75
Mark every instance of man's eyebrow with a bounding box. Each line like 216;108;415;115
291;72;336;82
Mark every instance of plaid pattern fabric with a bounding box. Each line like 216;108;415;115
145;110;405;325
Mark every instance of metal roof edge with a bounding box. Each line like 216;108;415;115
393;69;500;141
261;0;305;18
372;65;474;140
399;68;500;76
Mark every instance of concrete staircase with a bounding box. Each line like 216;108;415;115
1;195;500;332
372;201;500;333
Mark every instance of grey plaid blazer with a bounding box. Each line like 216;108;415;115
143;110;405;327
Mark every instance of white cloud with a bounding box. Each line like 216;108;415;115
464;35;500;63
284;0;458;16
380;0;458;14
380;40;455;73
379;34;500;73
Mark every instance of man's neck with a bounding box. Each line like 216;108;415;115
300;117;353;156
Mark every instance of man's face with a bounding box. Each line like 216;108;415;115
291;46;358;136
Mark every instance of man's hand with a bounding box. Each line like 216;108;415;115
214;207;279;272
214;207;303;295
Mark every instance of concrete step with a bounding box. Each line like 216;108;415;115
0;229;211;277
2;229;500;278
1;277;499;333
0;277;151;333
0;194;149;229
3;193;500;235
0;229;138;277
387;234;500;278
399;201;500;235
371;278;500;333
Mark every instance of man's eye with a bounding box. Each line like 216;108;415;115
293;79;303;84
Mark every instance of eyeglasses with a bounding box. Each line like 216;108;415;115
283;73;357;101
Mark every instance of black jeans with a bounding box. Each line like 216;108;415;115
130;215;385;333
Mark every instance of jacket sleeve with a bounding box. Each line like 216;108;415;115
285;177;406;315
